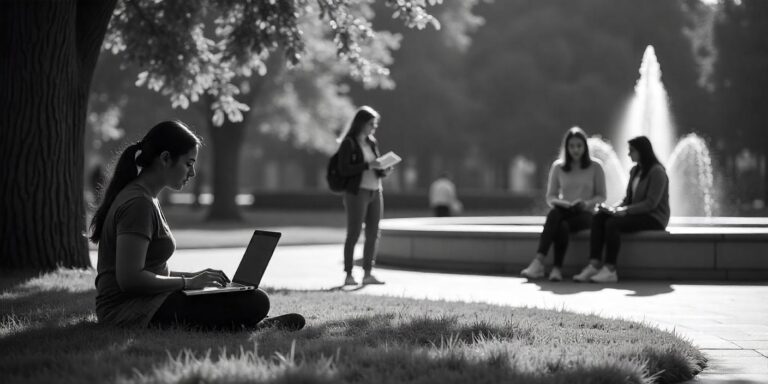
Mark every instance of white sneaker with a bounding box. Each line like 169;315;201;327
520;258;546;279
590;266;618;283
548;267;562;282
573;264;600;282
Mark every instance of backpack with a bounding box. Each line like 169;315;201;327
326;138;355;193
326;151;348;193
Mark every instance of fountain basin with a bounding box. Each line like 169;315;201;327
378;216;768;281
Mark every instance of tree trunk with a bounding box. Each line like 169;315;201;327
206;118;248;221
201;70;275;221
0;0;116;271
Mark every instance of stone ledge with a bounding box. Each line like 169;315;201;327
378;217;768;281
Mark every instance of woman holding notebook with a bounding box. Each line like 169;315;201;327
337;106;395;286
90;120;304;330
520;127;606;281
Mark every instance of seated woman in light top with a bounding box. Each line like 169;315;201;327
521;127;606;281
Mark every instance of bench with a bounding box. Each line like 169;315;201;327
377;217;768;280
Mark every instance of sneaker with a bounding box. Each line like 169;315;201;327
258;313;306;331
590;267;618;283
548;267;562;282
344;275;358;286
362;274;385;285
573;264;600;282
520;258;546;279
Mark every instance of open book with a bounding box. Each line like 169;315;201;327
376;151;402;169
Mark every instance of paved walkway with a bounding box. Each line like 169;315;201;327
93;242;768;383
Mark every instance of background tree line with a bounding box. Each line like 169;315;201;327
87;0;767;207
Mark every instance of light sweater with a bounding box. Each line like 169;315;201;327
546;159;606;209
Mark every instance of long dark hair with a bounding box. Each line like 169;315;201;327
89;120;201;243
561;127;592;171
628;136;662;179
343;106;380;141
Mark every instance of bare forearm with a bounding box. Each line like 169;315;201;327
118;270;184;294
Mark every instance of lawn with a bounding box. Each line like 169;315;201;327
0;268;706;384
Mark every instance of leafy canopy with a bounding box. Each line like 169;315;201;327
104;0;443;126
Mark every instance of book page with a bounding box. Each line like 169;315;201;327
376;151;402;168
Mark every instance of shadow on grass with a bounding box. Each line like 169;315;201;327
1;271;705;384
0;270;43;292
1;311;703;384
319;284;367;292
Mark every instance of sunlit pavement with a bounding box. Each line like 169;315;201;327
90;243;768;383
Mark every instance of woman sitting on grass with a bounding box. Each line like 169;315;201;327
520;127;606;281
573;136;670;283
90;120;304;330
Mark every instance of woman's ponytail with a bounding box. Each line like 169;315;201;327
89;120;202;243
89;143;142;243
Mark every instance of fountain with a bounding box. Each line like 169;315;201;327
376;45;768;280
615;46;676;167
587;137;627;206
668;134;718;217
610;45;718;217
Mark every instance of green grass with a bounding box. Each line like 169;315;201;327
0;268;706;384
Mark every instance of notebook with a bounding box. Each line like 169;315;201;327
182;229;281;296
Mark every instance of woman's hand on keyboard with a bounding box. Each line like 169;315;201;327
186;269;230;290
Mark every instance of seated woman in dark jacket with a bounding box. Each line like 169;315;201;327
573;136;670;283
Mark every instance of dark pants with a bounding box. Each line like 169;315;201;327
590;212;665;265
433;205;451;217
537;207;593;267
149;289;270;330
343;189;383;273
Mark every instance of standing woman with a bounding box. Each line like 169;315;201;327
337;106;392;286
91;120;304;330
573;136;670;283
520;127;606;281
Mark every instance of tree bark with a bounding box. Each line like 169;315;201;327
206;117;248;221
202;71;273;222
0;0;116;270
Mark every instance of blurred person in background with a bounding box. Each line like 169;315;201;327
429;172;461;217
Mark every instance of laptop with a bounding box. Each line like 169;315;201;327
183;229;281;296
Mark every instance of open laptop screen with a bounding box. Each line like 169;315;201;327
232;230;281;287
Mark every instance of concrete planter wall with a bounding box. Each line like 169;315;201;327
378;217;768;281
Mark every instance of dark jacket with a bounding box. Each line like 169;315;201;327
621;163;670;228
338;136;385;194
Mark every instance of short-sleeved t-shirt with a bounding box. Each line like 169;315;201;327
95;183;176;327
